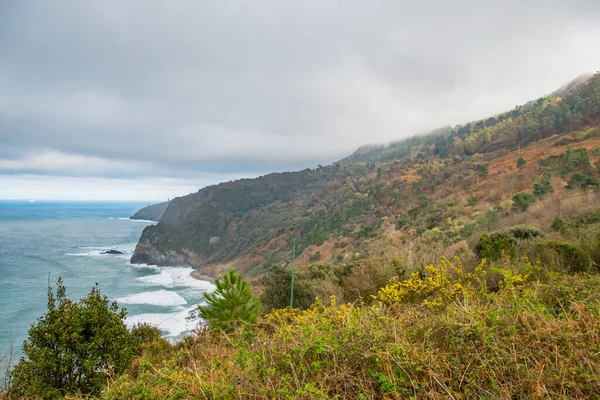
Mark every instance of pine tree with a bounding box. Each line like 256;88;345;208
199;270;260;333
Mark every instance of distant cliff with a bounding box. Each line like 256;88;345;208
130;170;323;273
130;201;170;222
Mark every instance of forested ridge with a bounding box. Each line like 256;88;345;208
132;73;600;281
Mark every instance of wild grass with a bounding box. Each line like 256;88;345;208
100;257;600;399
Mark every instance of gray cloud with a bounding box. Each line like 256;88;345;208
1;0;600;198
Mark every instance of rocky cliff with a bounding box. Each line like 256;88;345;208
130;201;170;221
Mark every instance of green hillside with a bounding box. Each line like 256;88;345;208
131;73;600;281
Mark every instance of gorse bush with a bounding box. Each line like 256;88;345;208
199;270;260;333
374;257;489;309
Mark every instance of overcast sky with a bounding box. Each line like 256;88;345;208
1;0;600;200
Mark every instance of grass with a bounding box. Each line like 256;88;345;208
99;257;600;399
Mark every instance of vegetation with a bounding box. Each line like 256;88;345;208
512;192;537;211
96;254;600;399
132;72;600;277
7;73;600;398
7;279;159;399
199;271;260;333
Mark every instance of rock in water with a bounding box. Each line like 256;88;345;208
102;250;124;255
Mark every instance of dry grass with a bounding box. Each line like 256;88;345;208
100;259;600;399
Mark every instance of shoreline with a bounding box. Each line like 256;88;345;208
190;269;214;283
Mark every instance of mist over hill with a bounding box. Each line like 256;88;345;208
131;72;600;281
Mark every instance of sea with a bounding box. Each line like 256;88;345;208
0;200;214;379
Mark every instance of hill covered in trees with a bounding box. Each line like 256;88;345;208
131;72;600;283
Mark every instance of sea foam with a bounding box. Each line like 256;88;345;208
125;303;207;337
118;290;188;306
135;267;215;291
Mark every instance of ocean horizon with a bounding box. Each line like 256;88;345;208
0;200;214;378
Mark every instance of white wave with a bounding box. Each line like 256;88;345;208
117;290;187;306
125;303;207;337
117;217;156;224
65;249;104;257
130;263;161;271
136;267;215;292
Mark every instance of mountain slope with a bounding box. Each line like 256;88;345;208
131;73;600;278
130;201;170;221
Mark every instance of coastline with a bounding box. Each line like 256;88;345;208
190;269;214;283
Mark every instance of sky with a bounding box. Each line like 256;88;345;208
1;0;600;201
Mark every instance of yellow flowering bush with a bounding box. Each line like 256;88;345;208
374;257;487;309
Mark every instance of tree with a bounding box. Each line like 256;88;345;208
9;278;135;398
475;164;489;181
199;270;260;333
517;157;527;169
512;192;536;211
567;173;600;190
533;178;553;197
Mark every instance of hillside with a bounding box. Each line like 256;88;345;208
131;73;600;281
130;201;170;221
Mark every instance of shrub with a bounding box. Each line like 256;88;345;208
374;257;488;309
9;278;135;398
475;234;516;260
567;173;600;190
533;178;553;197
199;270;260;333
512;192;536;211
130;323;162;353
575;208;600;225
474;225;545;259
342;259;406;302
551;216;570;231
395;214;410;229
532;240;592;273
517;157;527;169
261;263;347;311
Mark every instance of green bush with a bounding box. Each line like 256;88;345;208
533;178;553;197
517;157;527;169
9;278;135;398
475;234;516;260
575;208;600;226
551;216;570;231
199;270;260;333
532;241;592;273
261;263;347;312
395;214;410;229
567;173;600;190
474;225;545;260
512;192;536;211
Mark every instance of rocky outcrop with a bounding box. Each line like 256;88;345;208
130;229;197;265
130;201;170;222
102;250;124;255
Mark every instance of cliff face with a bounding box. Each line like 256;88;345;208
130;201;170;221
130;169;322;273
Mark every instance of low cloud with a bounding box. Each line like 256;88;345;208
1;0;599;199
